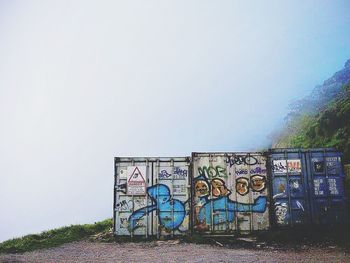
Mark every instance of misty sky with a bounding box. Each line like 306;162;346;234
1;1;350;241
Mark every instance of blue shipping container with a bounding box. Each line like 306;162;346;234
269;148;346;227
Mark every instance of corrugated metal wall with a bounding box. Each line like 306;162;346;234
192;152;269;234
269;148;347;227
306;150;346;225
114;149;347;238
114;157;191;237
269;149;310;226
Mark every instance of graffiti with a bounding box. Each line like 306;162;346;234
159;170;172;179
313;161;324;173
289;179;302;196
198;165;227;179
134;198;147;208
174;167;188;179
236;177;249;196
116;198;147;211
211;178;230;197
194;174;267;229
159;167;188;180
235;167;266;175
195;178;209;197
250;175;266;192
273;160;286;173
116;183;127;194
273;159;301;174
251;167;266;174
236;175;267;195
296;200;304;211
275;202;288;224
225;154;260;167
235;169;249;175
129;184;186;231
120;217;129;228
116;200;132;211
291;180;300;189
198;196;267;227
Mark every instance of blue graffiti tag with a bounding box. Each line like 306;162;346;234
129;184;186;231
159;170;172;179
198;196;267;225
174;167;188;179
194;174;267;228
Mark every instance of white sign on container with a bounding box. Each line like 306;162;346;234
127;166;146;195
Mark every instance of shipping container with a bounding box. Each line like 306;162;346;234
114;149;348;239
269;148;347;227
269;149;310;226
191;152;270;234
114;157;191;237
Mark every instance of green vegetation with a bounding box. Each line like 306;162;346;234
274;85;350;163
0;218;112;254
272;59;350;164
272;60;350;196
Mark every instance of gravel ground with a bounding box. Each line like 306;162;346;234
1;240;349;263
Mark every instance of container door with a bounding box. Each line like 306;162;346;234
230;153;269;232
192;154;231;234
192;153;269;235
114;158;151;237
270;150;310;226
306;150;346;224
153;159;191;237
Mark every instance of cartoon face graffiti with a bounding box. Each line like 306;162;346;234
236;177;249;196
195;180;209;197
275;202;288;225
211;178;230;197
250;175;266;192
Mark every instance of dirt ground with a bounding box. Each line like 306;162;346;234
1;240;349;263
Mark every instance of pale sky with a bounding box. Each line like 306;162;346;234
1;0;350;241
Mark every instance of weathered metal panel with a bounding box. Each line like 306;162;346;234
269;148;347;227
269;149;310;226
306;150;346;225
192;152;270;234
114;157;191;237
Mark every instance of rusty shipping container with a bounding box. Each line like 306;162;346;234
114;157;191;237
269;148;347;227
192;152;270;234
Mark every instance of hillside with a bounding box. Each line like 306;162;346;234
272;59;350;164
0;219;112;254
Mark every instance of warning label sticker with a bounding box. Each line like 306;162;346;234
127;166;146;195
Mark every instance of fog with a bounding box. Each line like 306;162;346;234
1;0;350;241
